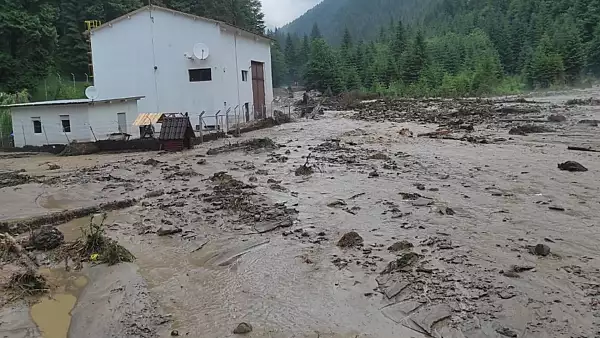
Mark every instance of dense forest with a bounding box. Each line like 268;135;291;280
283;0;436;45
275;0;600;97
0;0;265;96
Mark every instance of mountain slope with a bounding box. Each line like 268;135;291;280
283;0;438;44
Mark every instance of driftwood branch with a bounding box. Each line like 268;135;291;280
568;146;600;153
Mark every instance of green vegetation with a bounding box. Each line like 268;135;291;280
275;0;600;96
68;214;135;266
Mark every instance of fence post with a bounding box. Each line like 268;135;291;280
90;125;98;142
43;126;49;145
21;123;26;146
199;111;205;143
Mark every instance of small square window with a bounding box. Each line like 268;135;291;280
189;68;212;82
60;115;71;133
242;70;248;82
32;118;42;134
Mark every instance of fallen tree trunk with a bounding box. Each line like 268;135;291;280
567;146;600;153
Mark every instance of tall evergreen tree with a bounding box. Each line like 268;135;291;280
392;20;407;63
311;23;322;40
402;31;427;85
270;39;287;87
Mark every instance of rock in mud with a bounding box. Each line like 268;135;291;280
28;225;64;250
171;330;179;336
327;199;347;208
496;327;518;337
295;165;314;176
388;241;414;252
47;163;61;170
368;170;379;178
233;322;253;334
337;231;363;248
157;226;182;236
530;244;551;257
558;161;588;172
197;159;207;165
369;153;391;161
547;114;567;122
381;252;421;274
142;158;162;166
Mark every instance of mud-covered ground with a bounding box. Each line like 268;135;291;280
1;87;600;338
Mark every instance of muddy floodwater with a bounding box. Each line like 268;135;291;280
2;87;600;337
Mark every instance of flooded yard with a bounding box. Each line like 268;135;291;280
1;87;600;337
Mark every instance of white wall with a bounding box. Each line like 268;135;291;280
87;100;140;140
90;6;273;128
11;105;91;147
91;10;155;108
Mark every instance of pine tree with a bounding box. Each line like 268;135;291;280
311;23;322;40
270;39;287;87
587;24;600;76
284;33;298;83
305;38;344;94
402;31;427;85
392;20;407;63
527;34;565;88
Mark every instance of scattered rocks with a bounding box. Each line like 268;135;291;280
566;97;600;106
337;231;363;248
388;241;414;252
233;322;253;334
208;138;277;155
28;226;64;250
157;226;182;236
381;252;421;274
558;161;587;172
369;153;391;161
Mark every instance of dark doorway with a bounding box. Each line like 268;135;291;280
244;103;250;122
251;61;265;119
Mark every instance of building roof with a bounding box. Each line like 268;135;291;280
133;113;165;126
159;116;195;140
1;96;144;108
90;5;271;42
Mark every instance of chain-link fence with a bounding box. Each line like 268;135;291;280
7;101;292;148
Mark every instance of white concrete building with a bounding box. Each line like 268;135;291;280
5;97;141;147
89;5;274;129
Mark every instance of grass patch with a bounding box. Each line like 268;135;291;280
68;214;135;266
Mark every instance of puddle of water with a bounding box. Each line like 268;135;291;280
39;195;72;210
30;269;89;338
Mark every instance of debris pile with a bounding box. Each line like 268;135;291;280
0;170;36;188
207;138;278;155
509;124;554;135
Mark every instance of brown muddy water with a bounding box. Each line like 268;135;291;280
31;269;88;338
2;87;600;337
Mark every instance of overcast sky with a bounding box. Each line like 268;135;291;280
261;0;322;28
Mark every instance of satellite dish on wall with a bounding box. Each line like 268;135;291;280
193;43;210;60
85;86;99;100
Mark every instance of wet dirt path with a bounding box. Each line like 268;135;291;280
2;87;600;337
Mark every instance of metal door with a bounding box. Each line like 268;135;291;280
117;112;127;133
251;61;265;119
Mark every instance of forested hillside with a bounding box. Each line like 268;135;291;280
283;0;437;45
0;0;264;95
272;0;600;96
